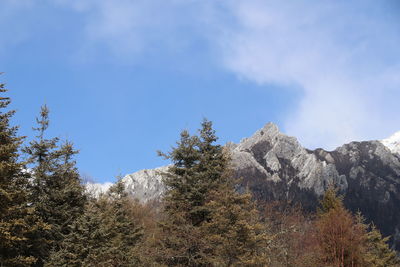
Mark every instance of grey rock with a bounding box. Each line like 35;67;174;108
122;166;168;202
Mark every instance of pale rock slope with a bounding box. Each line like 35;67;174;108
85;182;113;197
121;166;168;202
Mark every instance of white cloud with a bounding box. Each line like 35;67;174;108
3;0;399;149
216;0;400;149
57;0;400;149
0;0;35;57
54;0;211;62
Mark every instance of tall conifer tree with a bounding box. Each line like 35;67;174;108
364;225;399;267
46;180;143;267
157;119;268;266
201;180;268;266
23;106;87;266
0;82;42;266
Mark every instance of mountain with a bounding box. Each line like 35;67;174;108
230;123;400;249
117;123;400;249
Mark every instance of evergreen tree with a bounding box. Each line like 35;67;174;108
156;120;226;266
95;181;143;266
159;120;227;226
318;186;343;214
46;180;143;267
201;182;268;266
44;199;104;267
364;225;400;267
0;83;44;266
157;119;268;266
23;106;87;266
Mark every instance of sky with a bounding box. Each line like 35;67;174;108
0;0;399;183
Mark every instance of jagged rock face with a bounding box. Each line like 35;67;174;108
331;141;400;248
122;123;400;248
122;166;168;202
230;123;347;208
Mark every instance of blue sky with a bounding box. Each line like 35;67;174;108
1;0;399;183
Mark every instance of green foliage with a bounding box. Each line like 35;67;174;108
0;84;47;266
159;120;227;226
157;119;268;266
201;185;269;266
23;106;87;266
46;180;143;267
364;225;400;267
318;186;344;214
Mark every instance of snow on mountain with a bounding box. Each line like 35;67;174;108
381;131;400;155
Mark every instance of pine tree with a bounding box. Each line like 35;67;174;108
155;120;223;266
0;83;47;266
318;186;343;214
44;199;104;267
96;181;143;266
201;182;268;266
157;119;268;266
159;120;227;225
46;180;143;267
23;106;86;266
364;224;400;267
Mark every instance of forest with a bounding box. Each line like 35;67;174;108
1;82;399;267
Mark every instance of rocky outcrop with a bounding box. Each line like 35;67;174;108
230;123;347;207
120;123;400;248
121;166;168;203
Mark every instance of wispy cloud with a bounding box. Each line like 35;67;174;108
2;0;399;149
216;0;400;148
0;0;35;57
58;0;400;148
54;0;214;62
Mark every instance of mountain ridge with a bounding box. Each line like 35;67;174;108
89;123;400;248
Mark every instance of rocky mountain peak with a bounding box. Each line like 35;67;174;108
235;122;303;161
231;123;346;198
238;122;282;145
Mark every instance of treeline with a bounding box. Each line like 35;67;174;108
0;84;399;267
